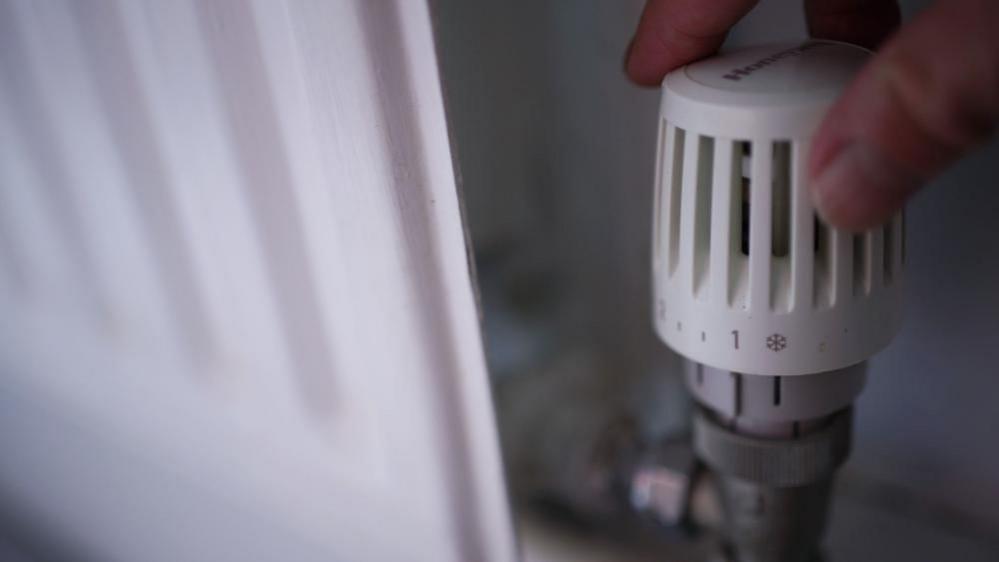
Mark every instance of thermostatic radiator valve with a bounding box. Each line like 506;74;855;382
652;40;905;562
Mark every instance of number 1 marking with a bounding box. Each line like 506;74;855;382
731;330;740;349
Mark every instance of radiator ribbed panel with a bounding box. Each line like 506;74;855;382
0;0;343;412
0;2;515;561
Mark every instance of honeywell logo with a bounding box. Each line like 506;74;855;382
722;43;822;81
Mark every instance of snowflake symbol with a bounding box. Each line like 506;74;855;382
766;333;787;352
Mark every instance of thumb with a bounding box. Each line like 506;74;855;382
808;0;999;231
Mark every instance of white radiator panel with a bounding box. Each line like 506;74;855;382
0;1;515;561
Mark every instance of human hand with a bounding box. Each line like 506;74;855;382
625;0;999;231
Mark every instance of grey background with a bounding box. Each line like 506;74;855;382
435;0;999;548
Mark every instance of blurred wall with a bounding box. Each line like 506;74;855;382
435;0;671;384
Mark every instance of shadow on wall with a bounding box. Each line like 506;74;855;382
434;0;672;382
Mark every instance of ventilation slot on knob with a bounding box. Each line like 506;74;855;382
771;141;792;313
738;142;751;256
712;139;744;309
813;217;833;309
693;136;714;298
730;141;750;310
667;126;685;276
653;118;667;261
771;142;791;259
853;233;869;296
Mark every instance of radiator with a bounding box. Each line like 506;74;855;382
0;1;514;561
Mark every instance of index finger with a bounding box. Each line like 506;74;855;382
625;0;759;86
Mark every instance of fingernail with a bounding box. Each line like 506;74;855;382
810;143;918;231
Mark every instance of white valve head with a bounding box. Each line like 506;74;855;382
652;40;905;377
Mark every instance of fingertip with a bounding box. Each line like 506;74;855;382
623;36;668;87
624;0;758;87
625;61;666;87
